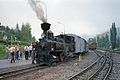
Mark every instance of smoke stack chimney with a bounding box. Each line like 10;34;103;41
41;23;51;31
41;23;51;38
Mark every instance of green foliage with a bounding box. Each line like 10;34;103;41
110;22;117;49
0;44;5;59
21;23;32;42
0;22;36;59
96;34;110;49
0;22;36;43
31;36;36;41
116;38;120;48
0;40;29;59
0;40;29;45
15;23;21;41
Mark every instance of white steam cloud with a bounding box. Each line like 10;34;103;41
28;0;47;23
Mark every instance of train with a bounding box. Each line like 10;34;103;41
88;42;97;50
32;23;89;65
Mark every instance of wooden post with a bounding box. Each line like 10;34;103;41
79;54;83;61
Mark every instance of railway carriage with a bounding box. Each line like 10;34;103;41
66;34;89;54
88;42;97;50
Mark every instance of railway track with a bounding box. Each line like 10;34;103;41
0;58;77;80
0;64;48;80
108;50;120;80
113;50;120;54
68;50;113;80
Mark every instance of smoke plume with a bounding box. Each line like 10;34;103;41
28;0;47;23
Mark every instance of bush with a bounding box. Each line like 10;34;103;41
0;39;30;59
0;44;6;59
0;39;30;46
117;47;120;50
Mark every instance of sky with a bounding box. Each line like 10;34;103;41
0;0;120;40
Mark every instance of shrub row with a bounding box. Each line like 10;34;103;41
0;40;30;59
0;44;6;59
0;40;30;45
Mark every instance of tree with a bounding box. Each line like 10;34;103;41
15;23;21;41
96;33;110;49
25;23;32;40
32;36;36;41
96;36;100;48
21;23;32;42
4;26;11;40
110;22;117;49
105;34;109;48
15;23;20;31
0;22;36;44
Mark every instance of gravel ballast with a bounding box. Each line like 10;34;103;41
10;51;99;80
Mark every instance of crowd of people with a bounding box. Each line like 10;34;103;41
5;45;36;64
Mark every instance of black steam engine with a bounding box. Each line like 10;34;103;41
34;23;75;65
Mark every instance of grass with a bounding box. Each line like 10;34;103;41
0;44;6;59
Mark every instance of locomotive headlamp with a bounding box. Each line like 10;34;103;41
51;48;54;51
41;33;46;38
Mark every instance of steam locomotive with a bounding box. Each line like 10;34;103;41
32;23;88;65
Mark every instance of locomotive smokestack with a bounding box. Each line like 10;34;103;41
41;23;51;31
41;23;51;38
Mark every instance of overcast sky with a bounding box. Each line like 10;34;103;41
0;0;120;40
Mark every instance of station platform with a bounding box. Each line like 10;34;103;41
0;59;32;69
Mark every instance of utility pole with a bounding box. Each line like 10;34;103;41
57;22;65;34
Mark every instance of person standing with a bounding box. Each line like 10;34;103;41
9;46;15;63
15;46;19;60
28;45;32;58
31;47;36;64
6;46;10;60
24;46;29;60
19;47;22;60
31;42;36;64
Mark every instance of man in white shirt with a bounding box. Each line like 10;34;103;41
24;46;29;60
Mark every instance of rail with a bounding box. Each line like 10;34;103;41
68;50;113;80
67;54;103;80
0;64;48;79
88;55;107;80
